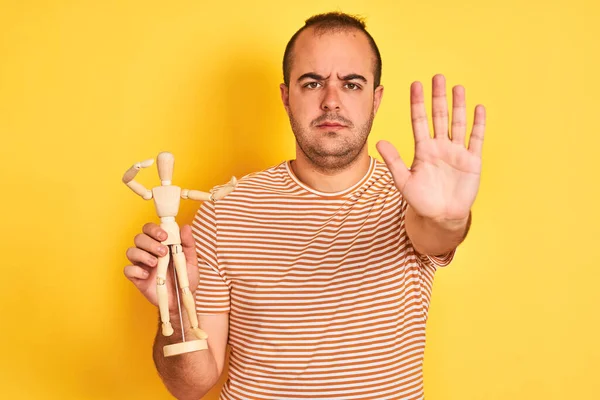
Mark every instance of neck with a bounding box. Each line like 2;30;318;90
290;148;371;193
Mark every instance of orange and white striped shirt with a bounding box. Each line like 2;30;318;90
192;157;454;400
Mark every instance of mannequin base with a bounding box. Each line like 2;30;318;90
163;339;207;357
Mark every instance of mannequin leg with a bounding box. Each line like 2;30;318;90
156;252;174;336
171;244;208;340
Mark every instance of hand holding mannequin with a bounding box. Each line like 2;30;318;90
124;223;199;314
122;151;237;356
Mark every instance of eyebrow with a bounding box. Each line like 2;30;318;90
297;72;368;83
340;74;368;83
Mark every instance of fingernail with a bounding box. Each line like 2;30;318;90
159;232;167;240
158;246;167;255
142;270;149;278
149;257;157;266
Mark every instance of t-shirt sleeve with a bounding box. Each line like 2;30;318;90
191;200;231;314
399;197;456;269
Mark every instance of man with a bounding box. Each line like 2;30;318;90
124;11;485;400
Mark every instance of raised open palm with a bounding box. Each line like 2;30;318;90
377;74;486;221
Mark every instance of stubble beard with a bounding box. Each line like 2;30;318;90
289;109;375;174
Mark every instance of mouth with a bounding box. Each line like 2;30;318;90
316;122;346;129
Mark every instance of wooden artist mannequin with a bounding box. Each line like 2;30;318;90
122;151;237;356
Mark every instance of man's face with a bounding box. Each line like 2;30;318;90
281;27;384;171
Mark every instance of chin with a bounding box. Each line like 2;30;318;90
305;147;362;171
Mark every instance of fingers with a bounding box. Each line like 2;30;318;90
412;75;480;149
142;222;167;242
451;85;467;146
125;224;169;269
124;264;151;281
410;81;430;144
133;233;169;259
126;246;160;267
431;74;449;140
180;224;195;249
180;224;198;266
376;140;410;192
468;105;486;156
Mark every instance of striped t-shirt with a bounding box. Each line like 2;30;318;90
192;156;454;400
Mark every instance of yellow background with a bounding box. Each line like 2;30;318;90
1;0;598;399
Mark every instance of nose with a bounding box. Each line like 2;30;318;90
320;85;341;111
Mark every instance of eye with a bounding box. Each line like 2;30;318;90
303;82;322;89
345;83;361;90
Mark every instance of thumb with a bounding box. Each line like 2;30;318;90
180;224;196;262
376;140;411;192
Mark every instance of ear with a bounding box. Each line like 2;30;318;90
373;85;384;116
280;83;290;115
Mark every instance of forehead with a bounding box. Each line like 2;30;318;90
290;27;374;80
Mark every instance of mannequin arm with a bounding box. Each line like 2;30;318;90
122;159;154;200
181;189;211;201
182;176;237;202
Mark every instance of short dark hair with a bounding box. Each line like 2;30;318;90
282;12;382;89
